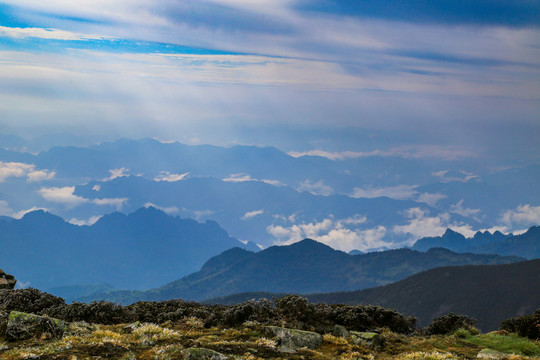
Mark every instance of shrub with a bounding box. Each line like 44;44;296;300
0;288;66;315
424;313;477;335
500;309;540;340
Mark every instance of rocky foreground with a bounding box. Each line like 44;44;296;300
0;289;538;360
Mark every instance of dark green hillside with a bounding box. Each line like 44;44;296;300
308;259;540;331
79;239;524;304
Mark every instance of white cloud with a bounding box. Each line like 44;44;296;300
289;146;476;161
432;170;479;183
68;215;102;226
449;200;481;220
392;207;477;241
103;168;129;181
296;179;333;196
288;150;382;160
144;202;179;215
501;204;540;228
92;184;101;191
38;186;89;207
0;25;110;41
241;209;264;220
222;173;256;182
417;192;447;207
154;171;189;182
26;169;56;182
0;200;48;219
38;186;128;209
93;197;128;210
0;162;55;182
351;184;417;200
267;215;388;252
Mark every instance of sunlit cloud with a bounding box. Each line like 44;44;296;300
0;162;55;183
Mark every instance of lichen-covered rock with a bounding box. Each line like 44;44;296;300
350;331;385;349
182;347;228;360
477;348;509;359
5;311;69;341
332;324;350;338
0;269;16;290
262;325;322;350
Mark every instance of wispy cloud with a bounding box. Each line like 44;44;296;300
0;25;110;41
241;209;264;220
351;185;418;200
0;200;48;219
144;202;179;215
296;179;333;196
289;146;476;161
154;171;189;182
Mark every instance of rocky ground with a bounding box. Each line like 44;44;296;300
0;289;538;360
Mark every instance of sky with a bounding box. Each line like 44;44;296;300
0;1;539;162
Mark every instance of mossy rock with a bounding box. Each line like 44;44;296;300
262;325;322;350
350;331;385;349
182;347;228;360
5;311;69;342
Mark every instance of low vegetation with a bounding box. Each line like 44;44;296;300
0;289;538;359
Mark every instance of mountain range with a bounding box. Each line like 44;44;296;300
412;226;540;259
1;138;539;250
0;207;256;290
75;238;524;304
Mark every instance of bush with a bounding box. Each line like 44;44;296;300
333;305;417;334
424;313;477;335
0;288;66;316
500;309;540;340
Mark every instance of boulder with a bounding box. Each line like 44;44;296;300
350;331;385;349
332;324;350;338
182;347;228;360
0;269;16;290
5;311;69;341
262;326;322;350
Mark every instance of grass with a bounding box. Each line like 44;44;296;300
457;331;540;357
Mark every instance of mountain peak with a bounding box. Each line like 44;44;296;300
442;228;466;239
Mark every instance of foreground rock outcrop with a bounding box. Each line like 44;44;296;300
0;269;16;290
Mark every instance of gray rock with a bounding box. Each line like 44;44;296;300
477;348;510;359
0;269;16;290
262;326;322;350
332;324;350;338
350;331;385;349
5;311;69;342
182;347;228;360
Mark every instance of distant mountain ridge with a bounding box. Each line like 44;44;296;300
77;238;524;304
412;226;540;259
0;207;256;291
204;259;540;331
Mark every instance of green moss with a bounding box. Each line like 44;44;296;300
460;333;540;356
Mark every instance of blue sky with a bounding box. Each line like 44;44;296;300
0;0;539;162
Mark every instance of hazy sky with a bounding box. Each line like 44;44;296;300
0;1;539;161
